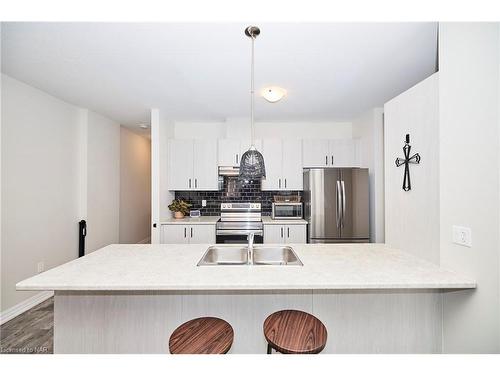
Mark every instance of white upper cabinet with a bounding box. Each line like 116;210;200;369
261;139;303;191
168;139;194;190
218;139;241;166
282;140;303;190
302;139;359;168
302;139;330;167
217;139;262;167
261;139;282;190
193;140;218;190
168;139;218;191
330;139;359;167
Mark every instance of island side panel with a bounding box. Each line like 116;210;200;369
313;290;443;353
54;291;183;353
54;290;442;354
54;290;312;354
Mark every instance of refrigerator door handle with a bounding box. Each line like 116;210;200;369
336;180;341;229
341;180;346;228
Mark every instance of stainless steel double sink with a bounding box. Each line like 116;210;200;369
197;246;303;266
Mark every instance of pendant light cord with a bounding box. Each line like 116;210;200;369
250;31;255;147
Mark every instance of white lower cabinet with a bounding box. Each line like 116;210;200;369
161;224;215;244
187;225;216;244
263;224;307;244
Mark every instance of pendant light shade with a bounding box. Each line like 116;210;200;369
239;26;266;180
240;145;266;180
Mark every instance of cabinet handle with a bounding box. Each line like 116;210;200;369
331;155;334;165
279;179;281;189
188;178;191;188
190;227;193;238
281;227;283;238
287;227;290;238
285;178;287;189
195;178;197;188
184;227;187;238
236;154;239;164
326;155;328;165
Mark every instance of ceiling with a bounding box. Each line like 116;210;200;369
1;22;438;131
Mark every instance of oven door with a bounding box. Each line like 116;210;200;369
216;230;264;244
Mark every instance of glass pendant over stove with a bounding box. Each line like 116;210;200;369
239;25;266;180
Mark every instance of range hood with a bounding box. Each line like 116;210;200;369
218;166;240;176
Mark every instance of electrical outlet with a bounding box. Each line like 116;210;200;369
202;199;207;207
37;261;45;273
452;226;472;247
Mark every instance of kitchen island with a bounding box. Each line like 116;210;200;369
17;244;476;354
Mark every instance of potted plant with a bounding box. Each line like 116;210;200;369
168;199;191;219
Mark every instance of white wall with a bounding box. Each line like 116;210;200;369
255;121;352;139
352;108;385;243
84;110;120;252
119;127;151;244
173;119;353;140
151;108;175;243
1;74;81;311
384;74;440;264
1;75;128;316
439;23;500;353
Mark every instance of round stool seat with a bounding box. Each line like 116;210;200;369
263;309;327;354
169;317;234;354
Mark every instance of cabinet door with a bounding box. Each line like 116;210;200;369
282;140;303;190
218;139;241;167
161;225;189;244
264;225;285;244
330;139;357;167
168;139;194;190
261;139;283;191
193;140;218;190
188;225;216;244
284;224;307;244
302;139;330;167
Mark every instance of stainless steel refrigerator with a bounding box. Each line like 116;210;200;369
303;168;370;243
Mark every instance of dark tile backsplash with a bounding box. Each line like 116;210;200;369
174;176;302;216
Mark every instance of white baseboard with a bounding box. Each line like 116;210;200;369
0;291;54;325
137;236;151;244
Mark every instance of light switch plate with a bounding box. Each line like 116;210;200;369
202;200;207;207
37;261;45;273
452;226;472;247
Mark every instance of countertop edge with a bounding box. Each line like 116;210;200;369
16;282;477;292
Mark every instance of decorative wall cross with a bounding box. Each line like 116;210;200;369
395;134;421;191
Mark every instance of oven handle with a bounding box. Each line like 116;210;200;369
216;230;263;236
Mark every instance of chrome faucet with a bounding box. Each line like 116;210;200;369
247;232;255;265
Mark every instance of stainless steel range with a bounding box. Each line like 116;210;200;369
216;202;264;244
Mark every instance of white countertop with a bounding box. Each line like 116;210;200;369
159;216;307;225
262;217;308;225
16;244;476;291
160;216;219;224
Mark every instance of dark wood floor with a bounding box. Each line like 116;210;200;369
0;298;54;354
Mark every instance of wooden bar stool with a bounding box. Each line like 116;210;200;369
169;317;234;354
263;309;327;354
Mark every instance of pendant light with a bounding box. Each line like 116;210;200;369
239;26;266;180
